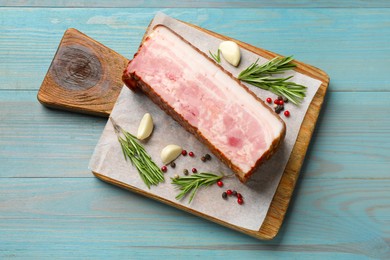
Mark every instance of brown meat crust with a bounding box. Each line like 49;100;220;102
123;25;286;183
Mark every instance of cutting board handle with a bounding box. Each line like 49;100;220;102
37;28;129;117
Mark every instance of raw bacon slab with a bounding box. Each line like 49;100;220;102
123;25;286;183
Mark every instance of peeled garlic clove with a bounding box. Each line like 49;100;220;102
161;144;182;165
219;41;241;67
136;113;154;140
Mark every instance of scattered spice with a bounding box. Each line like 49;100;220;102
183;169;189;175
192;168;197;173
200;153;211;162
161;165;167;172
181;150;187;156
267;95;292;117
189;151;194;157
217;180;223;187
170;162;176;168
174;174;179;179
275;105;283;114
221;189;244;205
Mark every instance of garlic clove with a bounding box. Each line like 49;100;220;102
219;41;241;67
136;113;154;140
161;144;182;165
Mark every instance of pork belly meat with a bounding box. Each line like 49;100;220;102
123;25;286;183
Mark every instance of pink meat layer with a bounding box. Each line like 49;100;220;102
124;25;286;182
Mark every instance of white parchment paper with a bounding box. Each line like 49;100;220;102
89;12;322;231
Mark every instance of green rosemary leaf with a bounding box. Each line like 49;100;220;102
171;173;223;203
189;181;200;203
179;181;197;201
110;118;164;189
209;49;221;63
119;138;129;161
238;56;307;105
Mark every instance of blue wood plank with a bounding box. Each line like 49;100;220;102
1;0;390;8
0;91;106;178
302;91;390;179
0;8;389;91
0;178;389;258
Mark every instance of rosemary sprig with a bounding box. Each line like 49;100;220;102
238;56;307;105
110;118;164;189
171;172;223;203
239;56;296;77
209;49;221;63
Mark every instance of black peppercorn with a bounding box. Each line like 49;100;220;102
222;192;227;199
275;105;283;114
232;190;237;196
170;162;176;168
205;154;211;160
201;156;207;162
183;169;189;175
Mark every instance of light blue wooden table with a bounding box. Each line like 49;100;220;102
1;1;389;259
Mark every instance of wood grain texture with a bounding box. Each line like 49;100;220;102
1;4;390;259
37;28;128;116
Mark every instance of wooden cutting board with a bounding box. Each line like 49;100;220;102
37;28;129;117
38;26;329;240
